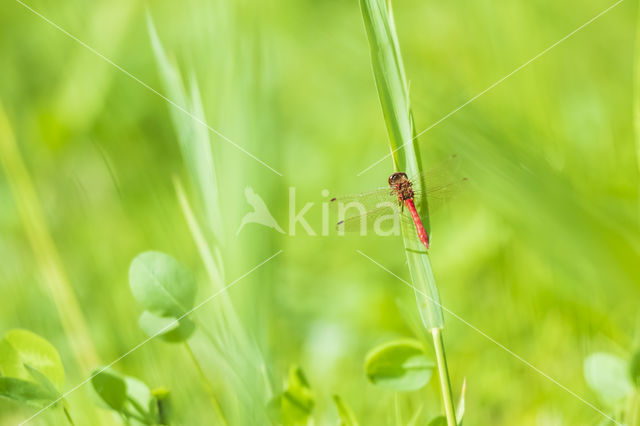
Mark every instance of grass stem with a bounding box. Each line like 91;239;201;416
63;406;75;426
184;342;228;425
0;103;114;426
634;2;640;221
432;329;456;426
360;1;456;424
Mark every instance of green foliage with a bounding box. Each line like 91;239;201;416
91;369;127;411
0;330;64;408
631;351;640;388
0;0;637;425
147;14;226;250
584;352;633;404
138;311;195;343
365;339;435;391
129;251;197;318
147;15;270;424
0;377;59;408
124;375;156;419
129;251;197;344
0;329;64;390
333;395;359;426
428;416;447;426
268;366;314;425
91;368;167;425
151;387;172;425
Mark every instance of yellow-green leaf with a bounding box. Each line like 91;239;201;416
91;368;127;411
129;251;197;317
365;339;434;391
138;311;195;343
0;329;64;392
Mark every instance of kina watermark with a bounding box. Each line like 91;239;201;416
236;187;403;237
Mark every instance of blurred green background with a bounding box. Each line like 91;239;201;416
1;0;638;424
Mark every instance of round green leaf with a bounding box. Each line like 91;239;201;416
630;350;640;388
123;375;156;425
0;329;64;392
124;375;152;411
24;365;60;399
91;368;159;424
0;338;22;378
138;311;195;343
129;251;197;317
584;352;632;403
365;339;434;391
91;369;127;411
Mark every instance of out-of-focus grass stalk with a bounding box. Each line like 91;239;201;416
359;1;456;425
626;391;640;426
147;15;225;247
63;406;75;425
634;4;640;221
51;0;136;137
183;342;228;425
149;15;241;350
174;178;243;348
0;104;113;425
149;17;270;423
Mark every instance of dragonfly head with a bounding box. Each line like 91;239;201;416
388;172;408;187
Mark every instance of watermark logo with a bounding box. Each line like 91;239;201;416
236;187;401;237
236;187;285;235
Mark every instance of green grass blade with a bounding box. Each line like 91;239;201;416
634;4;640;220
360;1;456;424
0;106;100;372
360;0;412;170
147;14;225;246
360;0;441;329
147;17;271;423
0;104;114;426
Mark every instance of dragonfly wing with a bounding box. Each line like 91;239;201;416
330;187;395;211
331;155;466;238
411;155;468;214
336;203;406;234
339;204;426;247
413;178;468;212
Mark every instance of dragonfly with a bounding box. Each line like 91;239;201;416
331;158;465;250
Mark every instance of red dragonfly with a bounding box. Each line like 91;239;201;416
331;160;464;250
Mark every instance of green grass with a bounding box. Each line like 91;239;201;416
0;105;113;426
0;0;638;424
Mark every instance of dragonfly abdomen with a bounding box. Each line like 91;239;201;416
405;199;429;249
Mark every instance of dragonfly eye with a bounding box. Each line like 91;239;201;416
388;172;408;186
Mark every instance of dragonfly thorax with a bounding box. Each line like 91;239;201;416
388;172;408;186
388;172;414;203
